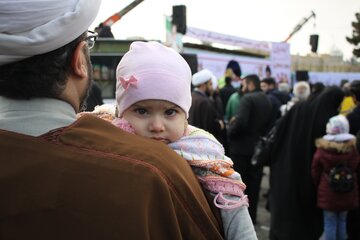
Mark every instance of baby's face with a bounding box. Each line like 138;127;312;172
122;100;187;144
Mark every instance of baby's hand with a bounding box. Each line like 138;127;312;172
77;104;116;122
112;118;136;134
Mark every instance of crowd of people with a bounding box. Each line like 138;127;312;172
187;62;360;240
1;0;360;240
186;62;360;240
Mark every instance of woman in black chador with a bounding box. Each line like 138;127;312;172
269;86;344;240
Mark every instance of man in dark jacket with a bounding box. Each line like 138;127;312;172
228;74;272;224
261;77;291;105
189;69;223;140
260;78;286;128
220;77;237;111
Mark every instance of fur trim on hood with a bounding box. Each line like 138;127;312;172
315;138;357;153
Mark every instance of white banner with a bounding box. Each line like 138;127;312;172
269;42;291;83
183;27;291;83
309;72;360;86
185;27;271;53
183;47;291;84
183;48;270;80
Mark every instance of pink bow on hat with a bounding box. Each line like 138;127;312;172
119;75;138;90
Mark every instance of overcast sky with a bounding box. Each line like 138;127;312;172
90;0;360;60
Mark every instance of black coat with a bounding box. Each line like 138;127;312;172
269;86;344;240
228;90;272;156
348;105;360;135
188;90;221;139
85;82;103;111
209;94;226;145
266;93;282;129
269;89;291;105
219;85;236;111
346;105;360;240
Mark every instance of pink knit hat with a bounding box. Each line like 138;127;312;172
115;41;192;117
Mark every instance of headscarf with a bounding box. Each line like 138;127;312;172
323;114;355;142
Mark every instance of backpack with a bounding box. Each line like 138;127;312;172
251;125;277;167
328;163;354;193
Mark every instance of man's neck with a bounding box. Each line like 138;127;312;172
195;87;206;94
0;97;76;136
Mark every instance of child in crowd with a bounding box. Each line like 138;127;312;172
83;41;256;239
312;114;360;240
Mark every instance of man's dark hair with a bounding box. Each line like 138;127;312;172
225;76;232;85
0;32;87;99
244;74;261;90
340;79;349;88
308;82;326;101
98;25;114;38
262;77;276;86
350;80;360;102
311;82;325;94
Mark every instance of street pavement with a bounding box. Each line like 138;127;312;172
254;167;325;240
254;166;271;240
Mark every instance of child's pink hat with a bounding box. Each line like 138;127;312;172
115;41;192;117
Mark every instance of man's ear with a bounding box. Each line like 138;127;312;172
71;42;87;78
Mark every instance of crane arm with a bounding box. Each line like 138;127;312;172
283;11;316;42
102;0;144;27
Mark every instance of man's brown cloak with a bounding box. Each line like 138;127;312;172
0;115;223;239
